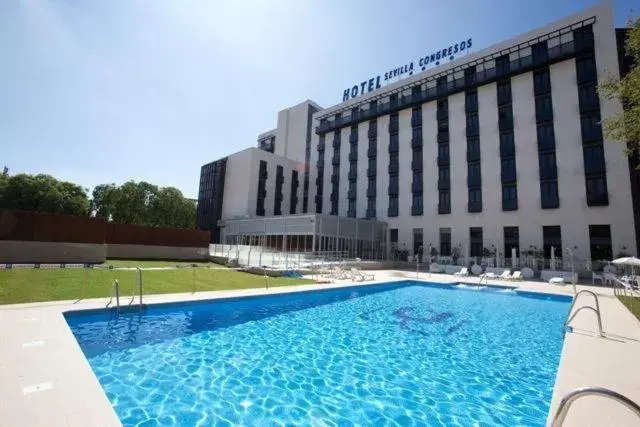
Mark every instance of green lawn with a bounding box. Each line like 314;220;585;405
0;260;313;305
618;295;640;322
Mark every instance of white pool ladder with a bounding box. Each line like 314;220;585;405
563;290;603;337
550;387;640;426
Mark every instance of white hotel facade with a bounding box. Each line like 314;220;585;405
197;2;639;263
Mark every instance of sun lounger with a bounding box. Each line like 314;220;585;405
510;271;523;281
453;267;468;276
496;270;511;280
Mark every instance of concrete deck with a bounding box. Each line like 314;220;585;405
1;271;639;426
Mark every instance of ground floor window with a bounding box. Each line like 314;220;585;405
470;227;483;258
589;224;612;261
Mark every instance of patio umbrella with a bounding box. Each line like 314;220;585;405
612;257;640;267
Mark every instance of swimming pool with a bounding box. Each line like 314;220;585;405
65;281;571;426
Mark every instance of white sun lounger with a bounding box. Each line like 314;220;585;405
496;270;512;280
453;267;468;276
510;271;523;281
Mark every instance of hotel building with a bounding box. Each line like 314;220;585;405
197;2;639;263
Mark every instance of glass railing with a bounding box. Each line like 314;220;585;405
316;38;588;134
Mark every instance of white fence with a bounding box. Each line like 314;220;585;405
210;244;351;270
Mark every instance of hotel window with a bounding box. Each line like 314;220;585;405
574;25;594;51
367;197;375;213
464;66;476;85
468;162;481;185
438;167;450;184
584;144;606;175
468;188;482;212
290;170;299;214
436;76;448;95
465;90;478;111
532;41;548;64
497;81;512;105
589;224;612;261
467;137;480;160
368;176;376;189
438;190;450;214
495;55;510;76
438;120;449;133
390;228;398;248
541;181;559;209
348;199;356;218
413;228;423;255
368;157;376;172
438;143;450;164
412;170;422;184
535;95;553;120
501;158;517;183
576;56;597;83
412;194;423;211
500;132;515;156
502;185;518;211
536;122;555;150
504;226;520;258
586;176;608;205
498;105;513;129
470;227;483;258
388;196;398;217
466;113;479;135
439;228;452;256
543;225;562;259
533;69;551;95
539;152;557;180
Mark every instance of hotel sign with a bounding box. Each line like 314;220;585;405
341;37;473;102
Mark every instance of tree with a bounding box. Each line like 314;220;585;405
0;174;90;215
91;184;120;219
149;187;196;228
600;18;640;152
111;181;158;225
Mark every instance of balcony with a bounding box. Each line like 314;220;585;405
411;114;422;127
388;121;399;134
367;167;377;177
366;187;376;197
332;154;340;165
331;174;339;183
411;137;423;149
411;159;423;171
349;152;358;162
316;158;324;168
348;189;357;199
412;181;423;193
438;204;451;215
388;183;399;195
368;127;377;138
437;132;449;144
348;170;358;180
411;205;423;216
502;198;518;211
438;179;450;190
467;149;480;162
367;147;377;157
388;140;399;153
315;36;593;136
468;201;482;213
365;208;376;218
388;163;399;174
349;132;358;143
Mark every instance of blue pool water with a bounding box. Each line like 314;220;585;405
65;281;571;426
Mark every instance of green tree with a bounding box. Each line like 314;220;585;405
600;18;640;152
91;183;121;219
111;181;158;225
149;187;196;228
0;174;90;215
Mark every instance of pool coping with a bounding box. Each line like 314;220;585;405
1;271;639;426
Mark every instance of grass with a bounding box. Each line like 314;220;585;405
618;295;640;322
0;260;314;305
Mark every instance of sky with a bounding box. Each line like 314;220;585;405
0;0;636;199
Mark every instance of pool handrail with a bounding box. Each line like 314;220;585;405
550;387;640;426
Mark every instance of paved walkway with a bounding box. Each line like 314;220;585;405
1;272;639;426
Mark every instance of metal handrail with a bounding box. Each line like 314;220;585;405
105;279;120;309
563;290;603;337
550;387;640;426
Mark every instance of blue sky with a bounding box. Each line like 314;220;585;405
0;0;635;198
